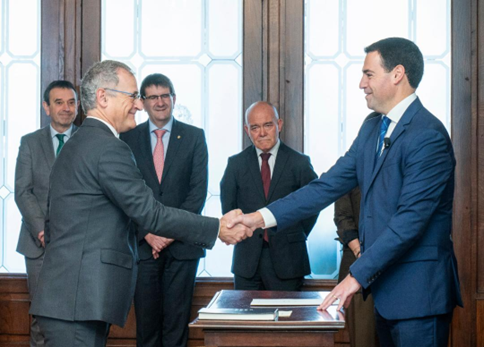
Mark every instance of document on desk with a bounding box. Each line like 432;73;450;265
251;292;339;306
251;298;322;306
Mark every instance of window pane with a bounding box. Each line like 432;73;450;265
304;0;451;279
102;0;242;277
140;0;203;57
1;0;41;273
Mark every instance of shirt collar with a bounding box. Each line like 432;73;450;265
149;116;174;133
50;124;73;138
385;93;417;124
255;139;281;158
86;116;119;138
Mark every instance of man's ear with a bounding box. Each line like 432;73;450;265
42;101;51;116
96;88;109;108
392;64;406;85
244;124;250;137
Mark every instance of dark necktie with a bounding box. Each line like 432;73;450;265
260;153;272;198
56;134;66;157
260;153;271;242
375;116;391;161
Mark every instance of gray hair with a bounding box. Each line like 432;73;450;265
244;101;279;125
81;60;135;112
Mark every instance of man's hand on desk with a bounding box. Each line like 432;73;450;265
219;209;255;245
227;211;266;231
318;273;361;312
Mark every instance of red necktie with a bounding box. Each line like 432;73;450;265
153;129;167;183
260;153;271;242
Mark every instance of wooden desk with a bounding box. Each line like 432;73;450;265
190;290;344;347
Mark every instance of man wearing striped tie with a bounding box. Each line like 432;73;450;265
14;80;78;347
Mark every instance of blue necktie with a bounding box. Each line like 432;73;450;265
375;116;391;161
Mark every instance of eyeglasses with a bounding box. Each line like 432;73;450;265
142;93;174;101
104;88;141;100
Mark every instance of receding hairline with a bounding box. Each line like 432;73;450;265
244;101;279;125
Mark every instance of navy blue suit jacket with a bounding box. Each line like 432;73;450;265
267;98;463;320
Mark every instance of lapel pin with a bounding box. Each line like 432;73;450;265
177;135;181;139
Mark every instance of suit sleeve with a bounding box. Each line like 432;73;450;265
298;156;319;236
14;136;44;244
334;191;359;245
350;130;454;289
178;129;208;214
98;140;219;249
267;135;359;230
220;157;238;215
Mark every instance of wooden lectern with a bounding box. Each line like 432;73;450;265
190;290;345;347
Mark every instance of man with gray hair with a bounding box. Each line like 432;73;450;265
29;60;252;347
220;101;318;291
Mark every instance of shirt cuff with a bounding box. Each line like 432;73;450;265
258;207;277;228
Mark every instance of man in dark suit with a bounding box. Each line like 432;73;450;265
29;60;252;347
15;80;78;347
121;73;208;347
220;101;318;291
232;38;462;346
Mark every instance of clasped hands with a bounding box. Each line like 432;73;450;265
218;210;266;245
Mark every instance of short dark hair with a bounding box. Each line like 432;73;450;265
364;37;424;89
43;80;77;105
140;73;175;98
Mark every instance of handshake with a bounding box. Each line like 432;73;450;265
218;209;266;245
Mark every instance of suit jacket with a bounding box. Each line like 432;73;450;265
121;119;208;260
15;125;77;259
334;187;361;281
220;142;318;279
29;118;219;327
267;98;463;320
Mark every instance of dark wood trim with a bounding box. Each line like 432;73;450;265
243;0;264;149
451;0;477;345
41;0;83;126
280;0;304;152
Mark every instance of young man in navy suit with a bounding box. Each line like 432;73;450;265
232;38;463;347
121;73;209;347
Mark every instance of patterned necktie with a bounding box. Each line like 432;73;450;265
260;153;272;242
55;134;66;157
376;116;391;160
153;129;167;183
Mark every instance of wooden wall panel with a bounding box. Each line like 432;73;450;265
0;276;347;347
451;0;477;345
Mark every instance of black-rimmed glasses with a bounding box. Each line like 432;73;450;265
142;93;174;101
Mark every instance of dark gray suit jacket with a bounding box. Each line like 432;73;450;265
121;119;208;260
220;142;318;279
29;118;219;327
15;125;77;259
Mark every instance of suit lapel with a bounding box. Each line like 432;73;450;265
363;98;422;197
161;119;183;187
267;142;288;202
40;126;55;169
247;146;266;201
